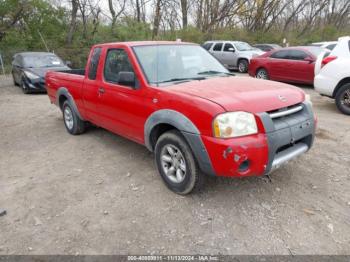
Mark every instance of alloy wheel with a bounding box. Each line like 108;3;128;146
160;144;186;184
64;106;74;130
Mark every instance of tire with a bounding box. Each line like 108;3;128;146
12;74;18;86
238;59;249;73
62;100;86;135
335;83;350;115
155;130;203;195
256;68;269;80
21;79;30;94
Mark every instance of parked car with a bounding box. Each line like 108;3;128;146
309;41;337;51
248;46;323;85
314;36;350;115
202;41;264;73
253;44;281;52
46;41;316;194
12;52;70;94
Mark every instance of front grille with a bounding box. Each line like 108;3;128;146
268;103;303;119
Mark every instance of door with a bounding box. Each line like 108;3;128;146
267;50;291;80
82;47;103;123
96;48;147;143
12;55;22;83
222;43;236;67
287;49;315;83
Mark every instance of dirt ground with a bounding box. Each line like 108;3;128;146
0;74;349;255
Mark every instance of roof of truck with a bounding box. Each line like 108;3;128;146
94;41;196;48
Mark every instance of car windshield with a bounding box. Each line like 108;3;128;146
133;44;231;85
235;42;254;51
23;54;65;68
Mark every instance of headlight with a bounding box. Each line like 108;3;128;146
304;94;312;105
213;111;258;138
24;71;40;80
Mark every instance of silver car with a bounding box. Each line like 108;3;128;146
203;41;264;73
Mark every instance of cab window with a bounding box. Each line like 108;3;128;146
104;49;134;84
88;47;102;80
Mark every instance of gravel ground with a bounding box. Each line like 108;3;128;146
0;74;349;255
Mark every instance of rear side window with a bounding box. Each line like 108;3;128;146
202;43;213;50
213;43;223;51
88;47;102;80
270;50;289;59
288;50;308;60
104;49;134;84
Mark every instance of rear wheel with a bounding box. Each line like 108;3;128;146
62;101;86;135
12;73;18;86
155;130;203;195
238;59;249;73
335;83;350;115
256;68;269;80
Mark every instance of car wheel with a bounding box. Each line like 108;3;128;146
238;59;249;73
12;74;18;86
155;130;203;195
62;100;86;135
256;68;269;80
335;83;350;115
21;79;30;94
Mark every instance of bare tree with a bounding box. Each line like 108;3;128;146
152;0;162;39
108;0;127;35
66;0;79;45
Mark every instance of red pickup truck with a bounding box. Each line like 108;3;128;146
46;41;316;194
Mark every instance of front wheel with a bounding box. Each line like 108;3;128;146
335;83;350;115
21;79;30;94
62;101;86;135
256;68;269;80
155;130;203;195
238;59;249;73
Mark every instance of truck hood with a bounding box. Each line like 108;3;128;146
166;76;305;113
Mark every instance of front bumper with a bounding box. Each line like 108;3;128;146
24;78;46;92
200;102;315;177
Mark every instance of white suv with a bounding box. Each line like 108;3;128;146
314;36;350;115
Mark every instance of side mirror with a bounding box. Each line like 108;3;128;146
228;47;235;52
118;71;136;88
65;61;72;67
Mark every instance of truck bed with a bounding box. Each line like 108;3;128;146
46;69;85;106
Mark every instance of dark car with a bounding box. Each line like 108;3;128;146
253;44;281;52
12;52;70;94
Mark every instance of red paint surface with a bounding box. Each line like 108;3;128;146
46;41;307;177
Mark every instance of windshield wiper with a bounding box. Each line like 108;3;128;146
157;77;206;84
197;70;234;76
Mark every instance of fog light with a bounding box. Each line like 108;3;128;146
238;160;250;172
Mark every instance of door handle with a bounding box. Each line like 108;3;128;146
98;87;105;94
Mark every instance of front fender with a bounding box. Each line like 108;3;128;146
144;109;216;176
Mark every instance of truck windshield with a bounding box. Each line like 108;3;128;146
133;45;230;85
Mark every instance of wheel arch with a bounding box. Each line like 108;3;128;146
145;109;216;176
333;77;350;98
56;87;84;120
